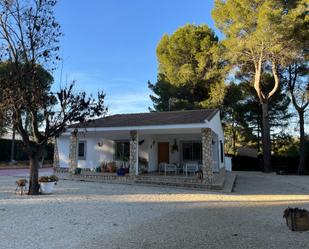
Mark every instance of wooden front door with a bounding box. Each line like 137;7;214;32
158;142;169;166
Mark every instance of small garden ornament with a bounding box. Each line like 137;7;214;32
15;179;28;196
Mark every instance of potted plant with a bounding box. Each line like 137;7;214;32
39;175;59;194
74;168;82;175
99;161;107;172
117;156;129;175
107;161;117;173
139;157;148;174
117;168;125;176
171;139;178;153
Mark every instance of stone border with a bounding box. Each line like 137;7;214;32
54;168;233;191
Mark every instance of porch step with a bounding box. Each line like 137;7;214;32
134;176;225;190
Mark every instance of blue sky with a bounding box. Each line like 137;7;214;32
53;0;219;114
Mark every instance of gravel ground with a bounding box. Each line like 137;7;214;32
1;171;309;249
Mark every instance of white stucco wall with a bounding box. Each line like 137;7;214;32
147;135;158;172
57;135;114;169
58;133;205;171
207;112;225;169
57;136;70;168
56;111;225;171
98;139;114;163
77;136;99;168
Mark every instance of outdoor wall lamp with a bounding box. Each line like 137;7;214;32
150;140;156;149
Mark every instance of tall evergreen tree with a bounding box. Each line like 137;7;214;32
222;77;292;155
284;61;309;174
212;0;306;171
149;24;227;111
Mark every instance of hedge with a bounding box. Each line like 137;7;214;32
0;139;54;162
231;155;308;174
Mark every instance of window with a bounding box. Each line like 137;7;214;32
115;141;130;161
220;140;224;163
78;141;86;160
182;142;202;161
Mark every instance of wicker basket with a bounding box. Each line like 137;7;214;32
283;208;309;231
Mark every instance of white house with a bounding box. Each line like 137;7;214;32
54;109;225;183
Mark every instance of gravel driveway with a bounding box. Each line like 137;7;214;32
1;171;309;249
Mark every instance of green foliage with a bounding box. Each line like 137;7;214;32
0;0;107;194
213;0;307;171
148;74;208;111
157;24;224;86
212;0;307;66
222;74;292;154
0;115;7;136
150;24;227;111
221;82;252;154
272;135;299;157
239;73;292;133
0;139;54;161
38;175;58;182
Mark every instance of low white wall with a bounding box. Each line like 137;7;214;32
224;156;232;171
57;137;70;168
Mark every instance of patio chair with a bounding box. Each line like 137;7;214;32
164;164;177;175
159;162;167;174
184;163;199;176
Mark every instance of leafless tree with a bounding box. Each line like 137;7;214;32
0;0;107;194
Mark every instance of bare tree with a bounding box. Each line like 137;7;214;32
0;0;107;194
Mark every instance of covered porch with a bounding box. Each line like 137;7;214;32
55;125;225;185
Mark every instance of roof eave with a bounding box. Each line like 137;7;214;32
65;122;210;134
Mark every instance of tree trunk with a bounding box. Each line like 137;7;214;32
232;127;236;155
297;110;306;175
261;102;272;172
28;153;41;195
257;113;261;153
10;128;15;163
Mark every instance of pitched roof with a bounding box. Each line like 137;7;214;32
71;109;219;128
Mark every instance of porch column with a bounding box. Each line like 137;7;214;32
202;128;213;183
69;130;78;174
129;130;139;176
53;137;60;169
